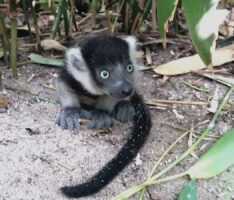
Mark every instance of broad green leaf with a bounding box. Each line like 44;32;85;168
182;0;227;67
178;179;197;200
157;0;178;47
188;129;234;179
142;0;152;22
88;0;102;13
29;53;64;67
39;0;59;12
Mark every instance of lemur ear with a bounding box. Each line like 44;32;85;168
122;36;138;68
122;36;137;53
65;47;87;71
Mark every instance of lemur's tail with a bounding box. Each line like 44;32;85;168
61;92;152;198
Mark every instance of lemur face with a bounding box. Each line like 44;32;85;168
94;61;135;98
80;35;137;98
66;35;139;98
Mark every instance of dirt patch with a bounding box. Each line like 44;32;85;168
0;43;234;200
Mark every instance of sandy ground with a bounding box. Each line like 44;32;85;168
0;45;234;200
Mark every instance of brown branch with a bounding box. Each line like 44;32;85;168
105;0;113;34
10;0;17;76
92;0;98;29
130;0;145;34
69;0;75;36
152;0;157;31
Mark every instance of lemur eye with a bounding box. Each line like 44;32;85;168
100;71;109;79
127;64;133;72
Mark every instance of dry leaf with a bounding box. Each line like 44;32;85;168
145;47;152;65
196;71;234;87
0;96;8;108
136;50;144;58
208;88;219;113
41;39;67;51
153;43;234;76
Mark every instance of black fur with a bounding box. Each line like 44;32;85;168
58;35;152;197
59;68;99;99
60;92;151;197
79;35;131;88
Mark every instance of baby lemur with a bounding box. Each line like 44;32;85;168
56;35;152;198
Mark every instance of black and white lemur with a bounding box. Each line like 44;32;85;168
56;34;152;198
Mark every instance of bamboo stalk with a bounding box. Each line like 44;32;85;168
62;1;69;38
22;0;33;42
0;14;9;66
10;0;17;76
92;0;98;29
152;0;156;31
69;0;75;36
0;10;10;53
111;0;125;33
29;1;41;52
0;34;7;66
124;1;129;31
50;0;65;39
130;0;145;34
105;0;113;34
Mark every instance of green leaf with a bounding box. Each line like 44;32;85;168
39;0;59;12
29;53;64;67
182;0;227;66
141;0;152;22
157;0;178;47
178;179;197;200
188;129;234;179
88;0;102;13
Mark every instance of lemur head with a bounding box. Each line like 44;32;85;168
66;35;139;98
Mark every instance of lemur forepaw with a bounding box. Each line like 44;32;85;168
112;101;135;122
56;107;81;130
87;110;114;130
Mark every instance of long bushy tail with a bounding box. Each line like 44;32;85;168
61;92;152;198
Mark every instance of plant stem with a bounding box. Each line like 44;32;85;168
37;97;59;104
0;23;8;65
10;0;17;76
163;122;219;139
22;0;33;42
50;0;65;39
105;0;113;34
114;85;234;200
182;80;211;93
151;0;156;31
62;1;69;38
0;10;10;66
124;1;129;32
69;0;75;35
114;172;186;200
136;0;152;31
138;129;190;199
29;1;41;52
150;85;234;181
146;172;187;185
130;0;145;34
111;0;125;33
92;0;98;29
147;98;208;105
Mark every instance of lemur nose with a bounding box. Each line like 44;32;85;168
122;87;133;96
